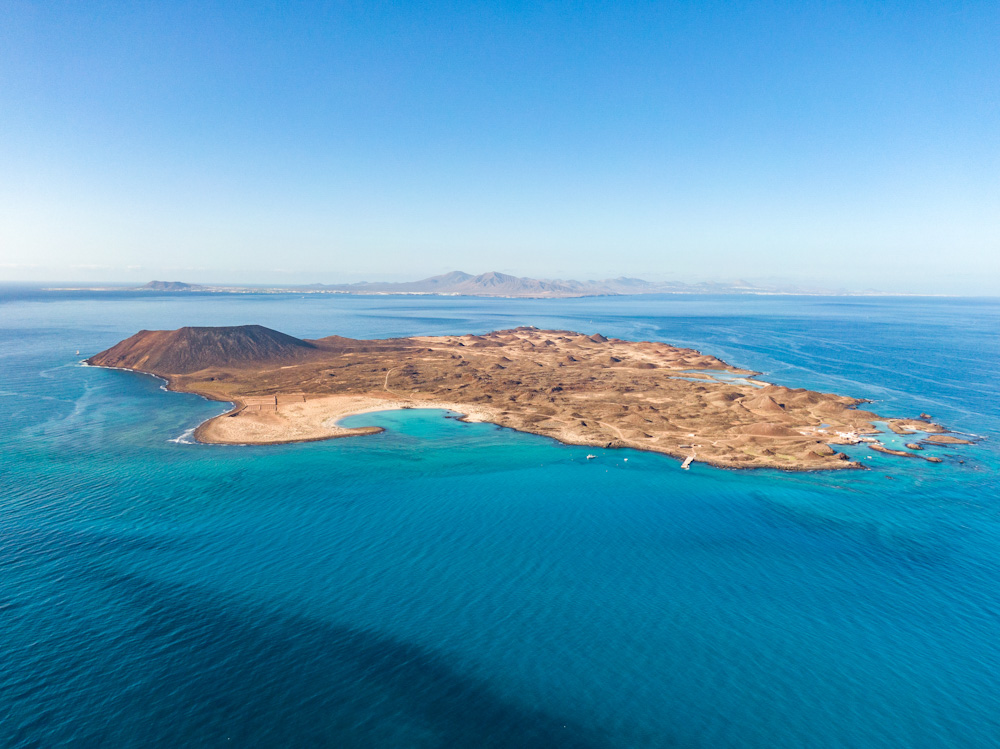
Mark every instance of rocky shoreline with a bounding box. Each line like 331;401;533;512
88;325;966;471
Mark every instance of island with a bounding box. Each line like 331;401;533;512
86;324;957;471
92;270;864;298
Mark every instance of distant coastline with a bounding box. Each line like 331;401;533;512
32;270;907;298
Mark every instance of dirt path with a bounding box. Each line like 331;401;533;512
383;367;401;396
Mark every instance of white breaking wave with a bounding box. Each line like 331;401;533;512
169;427;197;445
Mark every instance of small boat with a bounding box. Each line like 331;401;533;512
586;454;597;460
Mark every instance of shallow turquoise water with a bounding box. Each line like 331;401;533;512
1;290;998;747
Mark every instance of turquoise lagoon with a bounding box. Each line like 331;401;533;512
1;290;998;747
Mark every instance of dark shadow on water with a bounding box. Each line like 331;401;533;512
71;574;610;748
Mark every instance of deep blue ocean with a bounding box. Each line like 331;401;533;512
1;289;998;747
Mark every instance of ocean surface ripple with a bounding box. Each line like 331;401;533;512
1;290;999;747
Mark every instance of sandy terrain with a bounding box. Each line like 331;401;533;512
89;325;961;470
196;394;500;445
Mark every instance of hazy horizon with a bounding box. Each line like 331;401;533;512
5;270;996;298
2;2;997;295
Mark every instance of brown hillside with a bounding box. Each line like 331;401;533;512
87;325;317;374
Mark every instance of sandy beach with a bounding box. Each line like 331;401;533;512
195;394;501;445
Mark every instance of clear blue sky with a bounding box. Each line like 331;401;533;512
1;1;997;293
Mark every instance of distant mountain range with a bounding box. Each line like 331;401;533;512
310;271;854;297
133;272;859;298
310;271;843;298
315;271;595;297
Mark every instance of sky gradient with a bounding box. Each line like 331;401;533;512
1;1;997;293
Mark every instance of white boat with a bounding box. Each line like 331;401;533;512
586;454;597;460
